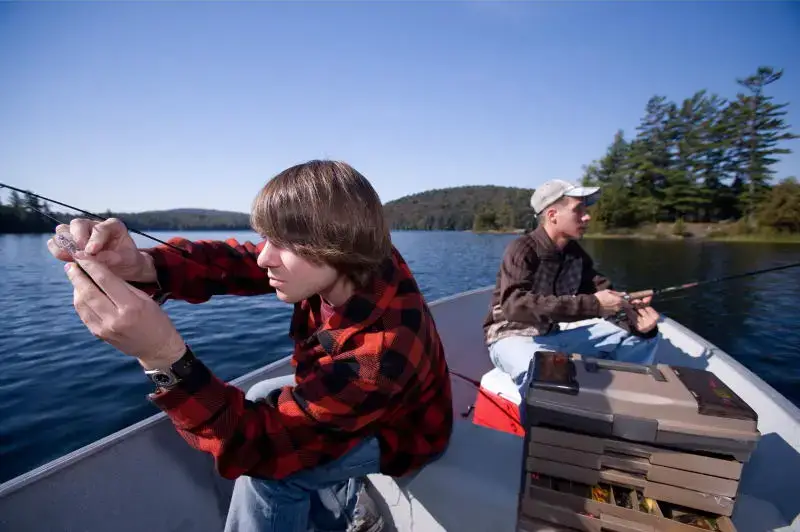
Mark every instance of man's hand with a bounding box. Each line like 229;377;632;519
623;299;660;334
594;289;627;317
65;257;185;370
48;218;156;284
628;294;653;309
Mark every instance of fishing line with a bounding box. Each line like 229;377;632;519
0;182;204;254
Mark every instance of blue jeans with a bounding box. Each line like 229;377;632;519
488;319;660;399
224;375;381;532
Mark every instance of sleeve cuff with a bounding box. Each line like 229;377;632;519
133;249;172;303
582;294;602;318
147;357;231;430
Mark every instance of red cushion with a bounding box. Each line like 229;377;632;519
472;387;524;437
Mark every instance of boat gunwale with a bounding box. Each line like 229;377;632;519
0;354;295;496
1;285;798;497
658;309;800;422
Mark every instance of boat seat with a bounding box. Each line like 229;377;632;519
367;419;526;532
480;367;522;404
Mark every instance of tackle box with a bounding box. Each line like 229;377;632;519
517;471;737;532
523;353;760;460
524;427;741;515
514;352;760;529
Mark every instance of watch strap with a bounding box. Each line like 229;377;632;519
145;345;198;390
168;345;198;380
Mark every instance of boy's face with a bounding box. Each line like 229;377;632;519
257;240;339;303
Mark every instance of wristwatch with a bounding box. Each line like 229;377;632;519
144;346;198;390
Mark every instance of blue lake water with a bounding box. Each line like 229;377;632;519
1;230;799;483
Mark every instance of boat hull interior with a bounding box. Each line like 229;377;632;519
1;286;798;531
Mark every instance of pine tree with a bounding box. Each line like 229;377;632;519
584;130;639;228
626;96;672;222
9;191;24;210
727;67;800;218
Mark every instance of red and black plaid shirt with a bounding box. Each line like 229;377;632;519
139;237;453;480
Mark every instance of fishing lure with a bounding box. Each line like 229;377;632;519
52;232;111;296
52;230;169;305
54;232;80;257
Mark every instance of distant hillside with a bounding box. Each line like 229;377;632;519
108;208;252;231
383;185;536;231
2;186;537;234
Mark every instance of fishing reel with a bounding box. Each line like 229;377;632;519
612;290;654;323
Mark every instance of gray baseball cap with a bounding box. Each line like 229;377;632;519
530;179;601;215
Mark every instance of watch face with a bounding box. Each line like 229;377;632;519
149;370;178;387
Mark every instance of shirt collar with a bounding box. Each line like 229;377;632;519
309;247;406;354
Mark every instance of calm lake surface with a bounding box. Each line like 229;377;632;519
1;230;799;483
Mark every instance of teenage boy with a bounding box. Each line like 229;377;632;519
49;160;454;532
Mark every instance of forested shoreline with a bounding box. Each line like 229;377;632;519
579;66;799;238
3;66;798;239
386;66;799;239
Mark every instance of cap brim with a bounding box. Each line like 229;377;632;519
564;186;600;206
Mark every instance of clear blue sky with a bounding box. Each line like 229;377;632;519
1;1;798;213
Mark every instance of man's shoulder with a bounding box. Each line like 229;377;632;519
502;232;540;261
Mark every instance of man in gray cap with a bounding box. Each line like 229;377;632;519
482;179;660;394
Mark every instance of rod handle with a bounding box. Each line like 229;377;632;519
627;289;654;300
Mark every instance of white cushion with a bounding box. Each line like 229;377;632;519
479;368;521;405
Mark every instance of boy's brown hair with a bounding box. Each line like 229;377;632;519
251;160;393;288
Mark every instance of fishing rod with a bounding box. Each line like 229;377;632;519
0;182;243;277
6;181;799;302
1;182;190;253
626;261;800;301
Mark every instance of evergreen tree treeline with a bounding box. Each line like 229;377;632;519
580;66;799;232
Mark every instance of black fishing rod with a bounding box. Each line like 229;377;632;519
0;182;189;253
0;182;244;277
627;261;800;301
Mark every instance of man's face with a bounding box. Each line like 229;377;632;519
256;240;339;303
549;197;591;239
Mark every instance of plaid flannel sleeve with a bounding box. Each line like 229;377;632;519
149;330;414;480
138;237;274;303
